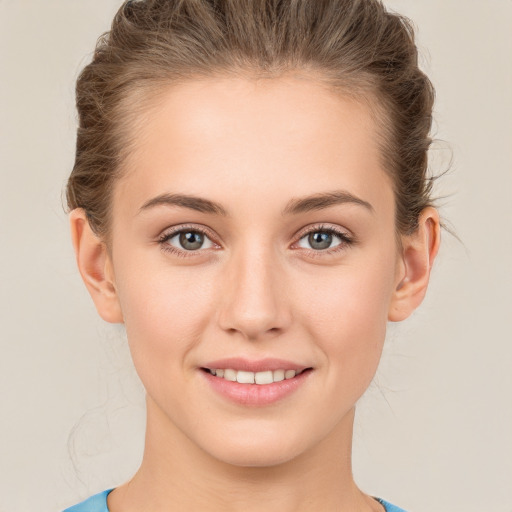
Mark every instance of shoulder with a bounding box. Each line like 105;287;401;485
375;498;405;512
61;490;408;512
62;489;113;512
376;497;409;512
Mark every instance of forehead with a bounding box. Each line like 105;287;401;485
114;75;394;220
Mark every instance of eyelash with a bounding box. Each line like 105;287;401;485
157;223;354;259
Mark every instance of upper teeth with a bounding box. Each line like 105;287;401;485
208;368;299;384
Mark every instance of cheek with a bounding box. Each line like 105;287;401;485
114;257;217;376
299;253;397;382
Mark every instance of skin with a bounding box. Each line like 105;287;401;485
70;75;440;512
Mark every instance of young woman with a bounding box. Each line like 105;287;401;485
63;0;441;510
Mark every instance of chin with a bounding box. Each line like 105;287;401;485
213;446;299;469
199;426;314;469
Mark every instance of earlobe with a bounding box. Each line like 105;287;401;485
69;209;124;324
388;207;441;322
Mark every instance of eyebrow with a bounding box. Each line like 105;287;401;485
140;193;229;216
138;190;374;217
282;190;374;216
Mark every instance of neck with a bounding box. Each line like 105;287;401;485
108;398;379;512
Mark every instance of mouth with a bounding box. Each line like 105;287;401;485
201;367;312;385
199;358;313;405
199;359;313;406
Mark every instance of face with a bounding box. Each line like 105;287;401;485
108;75;403;467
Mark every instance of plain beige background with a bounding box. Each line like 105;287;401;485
0;1;511;511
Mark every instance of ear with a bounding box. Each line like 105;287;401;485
69;209;124;323
388;207;441;322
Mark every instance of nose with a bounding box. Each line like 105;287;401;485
216;241;292;342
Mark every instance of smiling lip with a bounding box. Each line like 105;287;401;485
202;357;309;373
199;358;313;407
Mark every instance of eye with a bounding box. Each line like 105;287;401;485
159;225;217;257
158;223;353;259
295;224;353;254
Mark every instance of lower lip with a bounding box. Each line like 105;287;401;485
200;369;312;407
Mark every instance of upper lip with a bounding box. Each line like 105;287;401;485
201;357;311;373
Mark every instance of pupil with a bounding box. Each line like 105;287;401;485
309;232;332;250
180;231;203;250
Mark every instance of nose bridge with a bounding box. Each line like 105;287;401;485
217;236;290;340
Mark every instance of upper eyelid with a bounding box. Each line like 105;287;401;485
294;223;351;240
159;223;217;241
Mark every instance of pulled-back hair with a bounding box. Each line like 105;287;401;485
67;0;436;239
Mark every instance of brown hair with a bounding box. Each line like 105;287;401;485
67;0;436;239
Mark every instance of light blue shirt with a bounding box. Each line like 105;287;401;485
62;489;409;511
